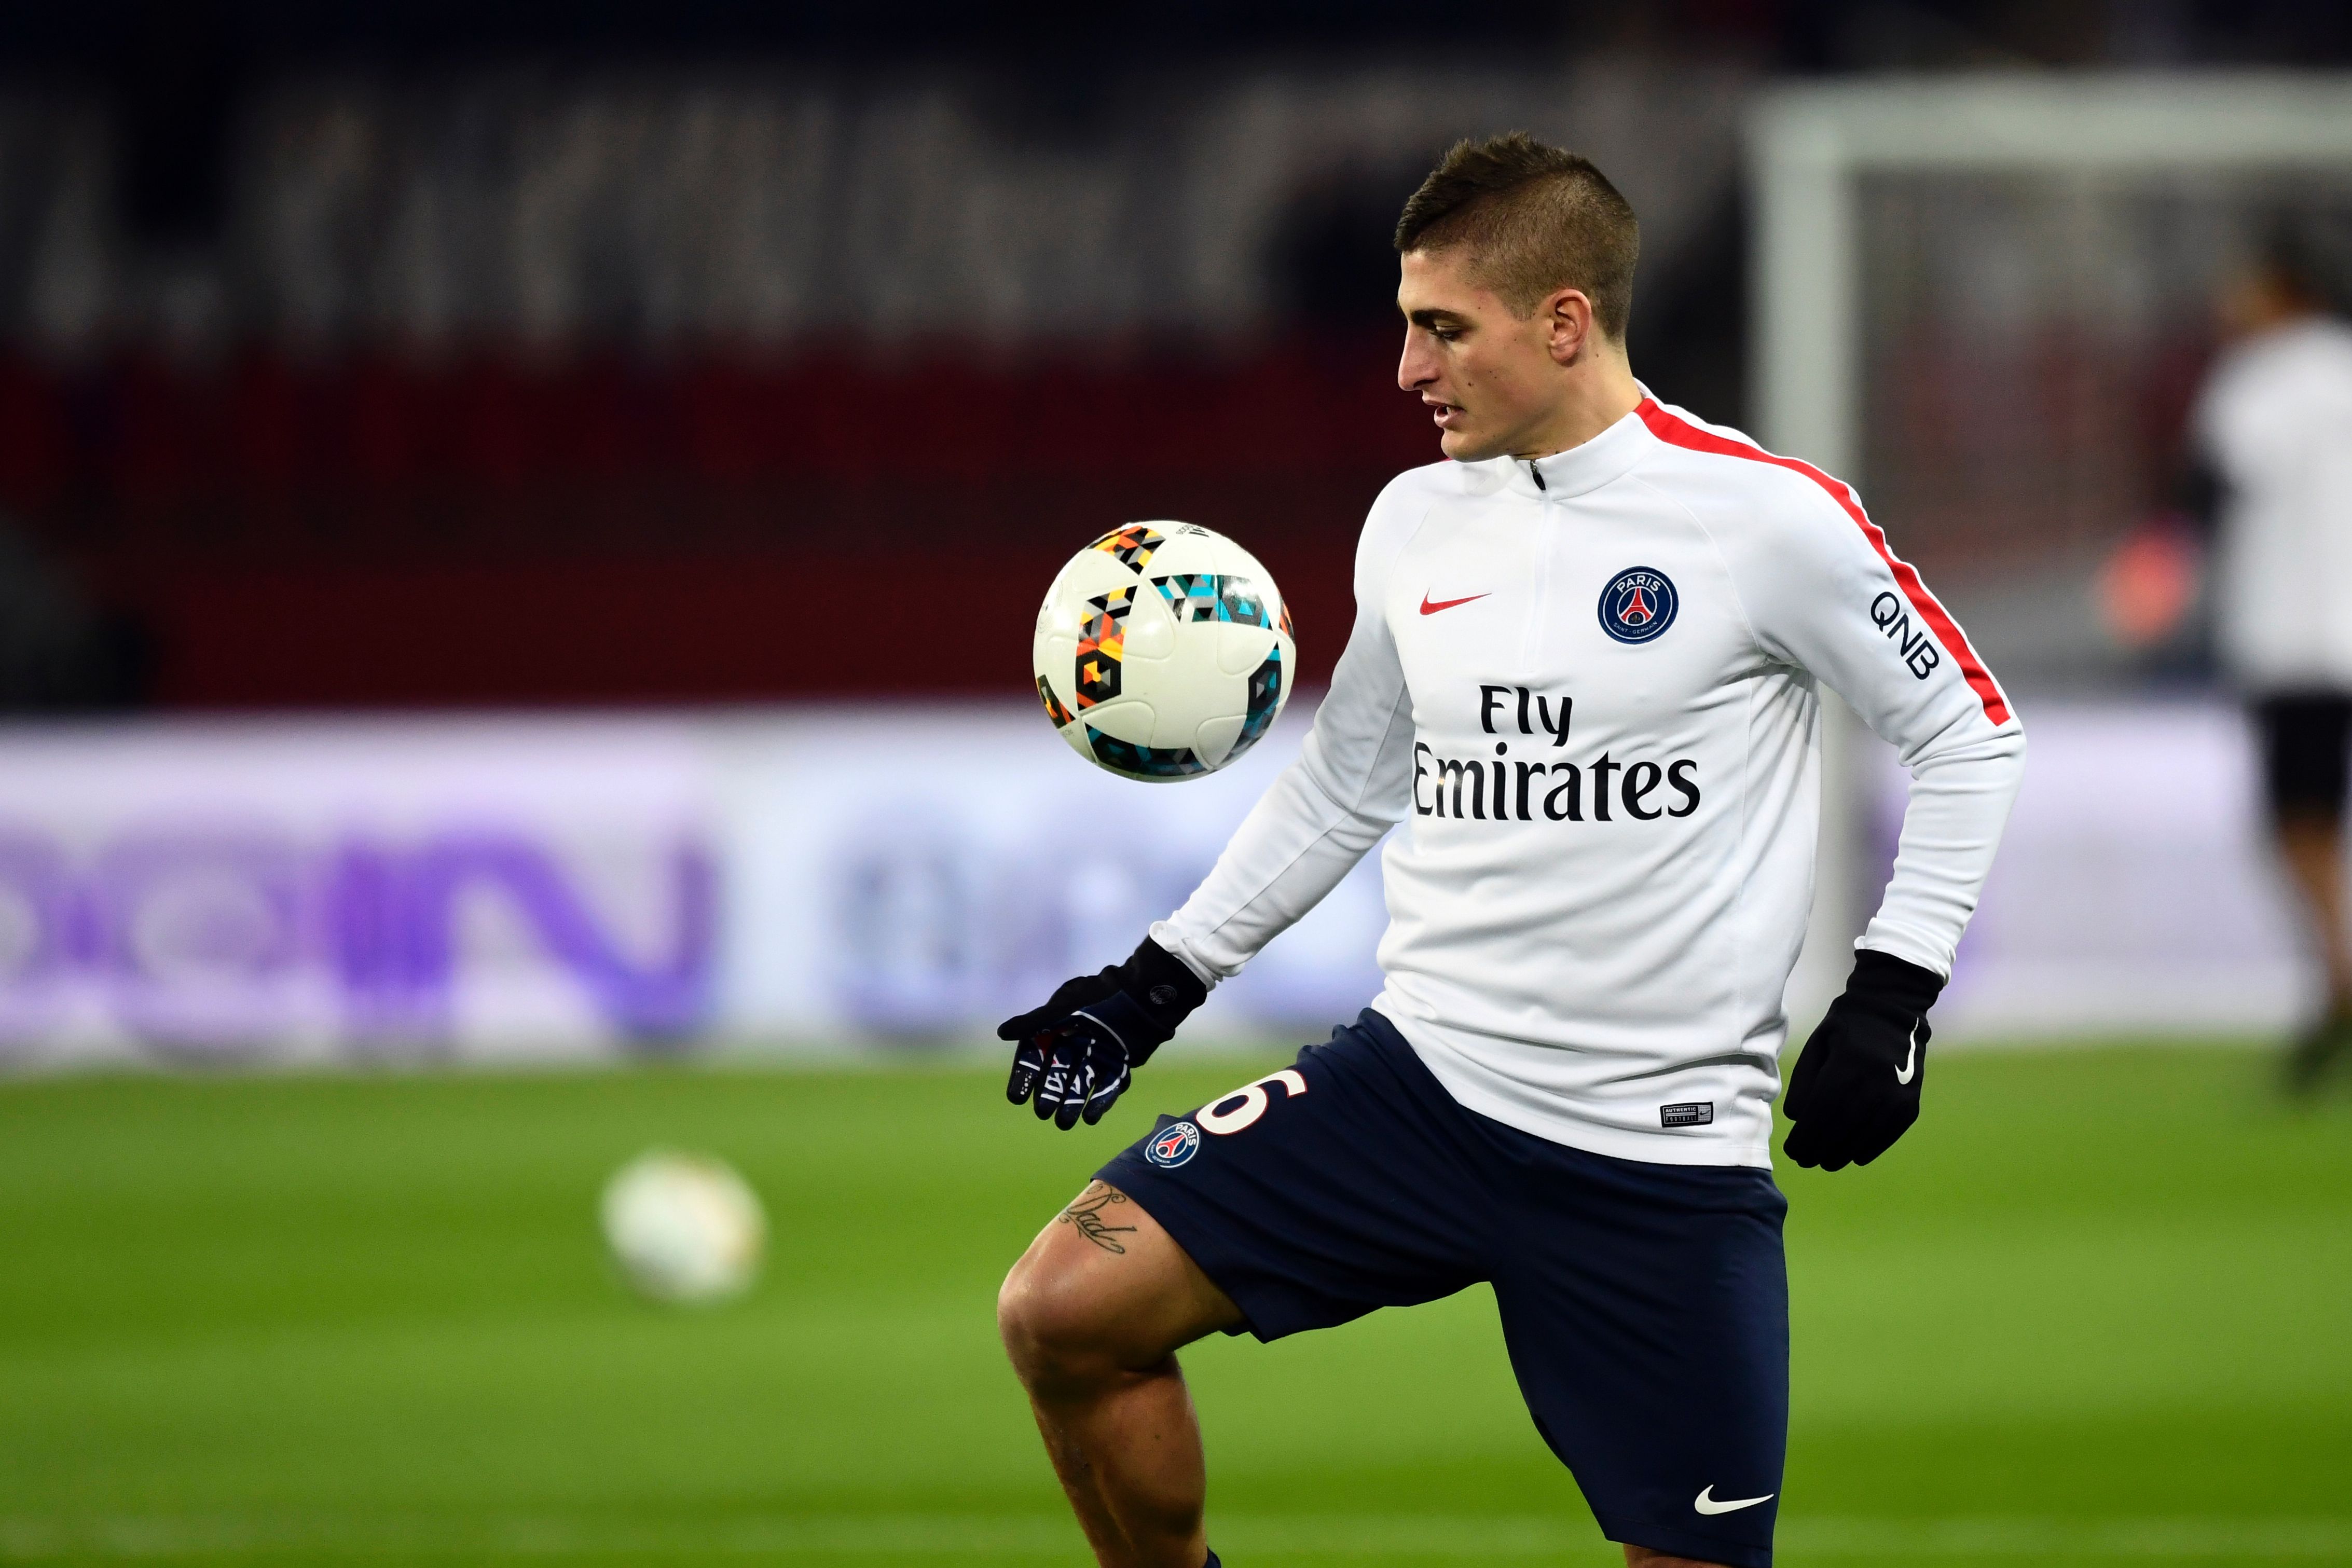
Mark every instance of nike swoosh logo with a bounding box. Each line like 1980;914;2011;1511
1419;592;1490;615
1895;1023;1920;1085
1694;1486;1775;1516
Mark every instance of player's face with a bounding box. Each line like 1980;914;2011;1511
1396;249;1563;463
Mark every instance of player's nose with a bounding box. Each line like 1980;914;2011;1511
1397;334;1437;392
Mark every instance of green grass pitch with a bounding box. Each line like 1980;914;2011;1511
0;1044;2345;1566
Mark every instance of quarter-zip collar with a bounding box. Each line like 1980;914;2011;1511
1461;393;1656;502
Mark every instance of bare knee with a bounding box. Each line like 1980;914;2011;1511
997;1247;1132;1395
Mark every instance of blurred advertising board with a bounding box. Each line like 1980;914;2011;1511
0;699;2305;1065
0;706;1383;1065
1887;700;2307;1040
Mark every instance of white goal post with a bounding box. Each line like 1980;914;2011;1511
1749;73;2352;1026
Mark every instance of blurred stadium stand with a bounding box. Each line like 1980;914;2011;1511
2;2;2350;709
0;20;1751;707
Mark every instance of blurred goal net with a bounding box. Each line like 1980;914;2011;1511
1750;76;2352;1024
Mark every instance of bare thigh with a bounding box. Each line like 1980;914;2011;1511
999;1181;1244;1379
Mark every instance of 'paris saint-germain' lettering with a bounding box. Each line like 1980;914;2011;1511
1416;684;1700;823
1870;592;1942;680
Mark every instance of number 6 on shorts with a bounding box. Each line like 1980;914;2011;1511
1196;1069;1308;1135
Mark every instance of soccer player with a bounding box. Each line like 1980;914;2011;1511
995;133;2025;1568
2190;222;2352;1092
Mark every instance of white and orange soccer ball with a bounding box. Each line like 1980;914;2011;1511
1033;522;1295;781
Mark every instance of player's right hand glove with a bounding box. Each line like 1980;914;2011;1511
1000;938;1206;1130
1782;948;1943;1171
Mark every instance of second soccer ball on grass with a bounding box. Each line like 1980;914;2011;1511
1033;522;1295;781
600;1150;767;1305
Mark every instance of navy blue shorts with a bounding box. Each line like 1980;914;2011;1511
1097;1010;1789;1568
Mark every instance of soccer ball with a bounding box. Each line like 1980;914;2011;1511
1033;522;1295;780
599;1150;766;1304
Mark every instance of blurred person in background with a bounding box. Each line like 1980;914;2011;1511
2189;220;2352;1092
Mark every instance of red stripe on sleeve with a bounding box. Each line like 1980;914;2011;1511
1635;398;2012;726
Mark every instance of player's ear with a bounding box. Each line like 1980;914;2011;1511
1540;287;1594;366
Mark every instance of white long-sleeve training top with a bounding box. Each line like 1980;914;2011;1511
1152;393;2025;1168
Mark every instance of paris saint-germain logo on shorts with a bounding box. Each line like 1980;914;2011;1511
1145;1121;1201;1168
1599;567;1678;644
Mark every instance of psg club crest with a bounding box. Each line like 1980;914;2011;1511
1598;567;1679;645
1144;1120;1202;1169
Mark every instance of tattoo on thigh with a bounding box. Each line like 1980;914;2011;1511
1057;1182;1138;1255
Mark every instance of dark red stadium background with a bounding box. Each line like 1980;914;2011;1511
0;338;1426;707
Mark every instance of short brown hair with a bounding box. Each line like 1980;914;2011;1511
1394;132;1640;339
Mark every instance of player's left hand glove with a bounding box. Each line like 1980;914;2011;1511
1782;948;1943;1171
1000;938;1207;1130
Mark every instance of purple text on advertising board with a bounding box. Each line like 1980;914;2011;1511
0;826;714;1054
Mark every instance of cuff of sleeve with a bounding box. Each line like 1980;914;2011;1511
1147;920;1225;989
1854;930;1951;984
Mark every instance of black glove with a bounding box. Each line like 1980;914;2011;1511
1000;938;1206;1130
1782;948;1943;1171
